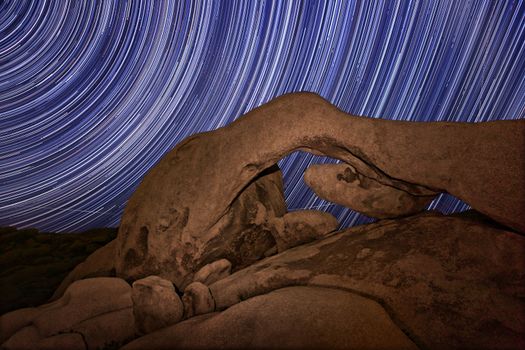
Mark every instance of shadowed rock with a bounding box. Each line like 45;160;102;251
122;286;418;350
1;277;136;350
51;239;117;300
193;259;232;285
270;210;339;252
182;282;215;319
207;211;525;349
132;276;184;334
304;163;436;218
115;92;525;287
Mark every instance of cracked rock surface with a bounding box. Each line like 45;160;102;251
206;211;525;349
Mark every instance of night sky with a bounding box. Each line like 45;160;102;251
1;1;524;233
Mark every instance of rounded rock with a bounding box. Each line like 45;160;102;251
132;275;184;334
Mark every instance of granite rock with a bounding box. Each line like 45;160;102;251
115;92;525;289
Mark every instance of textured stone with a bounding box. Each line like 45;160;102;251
72;307;135;349
38;333;86;350
1;277;133;349
304;163;435;218
115;92;525;289
33;277;132;337
207;212;525;349
1;325;42;350
51;239;117;300
132;275;183;334
117;164;286;288
271;210;339;252
122;286;418;350
193;259;232;285
182;282;215;318
0;307;41;344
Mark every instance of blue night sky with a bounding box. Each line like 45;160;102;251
1;1;524;232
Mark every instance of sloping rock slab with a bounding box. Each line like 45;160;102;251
122;286;418;350
207;211;525;349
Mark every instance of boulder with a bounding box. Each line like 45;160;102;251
304;163;435;218
182;282;215;318
122;286;418;350
0;307;41;344
1;277;134;350
207;211;525;349
33;277;131;337
51;239;117;300
132;276;183;334
271;210;339;252
115;92;525;289
193;259;232;285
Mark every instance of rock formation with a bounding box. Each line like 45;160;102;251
114;92;525;288
131;276;183;334
304;163;434;218
1;278;136;349
122;286;419;350
2;93;524;349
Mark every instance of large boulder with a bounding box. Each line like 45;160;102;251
122;286;418;350
115;92;525;289
1;277;136;350
206;211;525;349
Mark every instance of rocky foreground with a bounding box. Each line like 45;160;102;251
0;227;116;315
1;93;524;349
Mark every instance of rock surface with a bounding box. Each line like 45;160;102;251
1;277;135;350
271;210;339;252
115;92;525;288
304;163;436;218
122;286;418;350
117;164;286;288
132;276;184;334
206;212;525;349
0;226;117;314
182;282;215;319
192;259;232;285
51;239;117;300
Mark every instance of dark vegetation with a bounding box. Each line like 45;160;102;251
0;226;117;314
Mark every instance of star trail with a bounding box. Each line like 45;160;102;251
1;1;524;232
